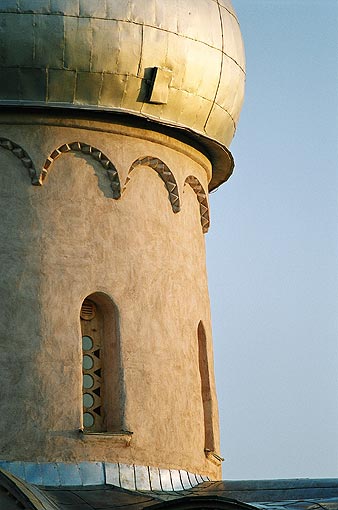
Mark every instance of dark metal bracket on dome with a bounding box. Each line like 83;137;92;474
147;67;173;105
0;0;244;193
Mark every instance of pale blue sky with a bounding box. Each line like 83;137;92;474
207;0;338;479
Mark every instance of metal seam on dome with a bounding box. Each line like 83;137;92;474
0;58;244;80
137;24;144;78
97;73;105;106
0;67;244;126
0;54;244;74
213;103;237;131
89;14;94;73
215;0;246;74
213;0;240;24
0;10;244;69
154;83;237;131
0;1;240;24
62;15;66;77
203;1;225;132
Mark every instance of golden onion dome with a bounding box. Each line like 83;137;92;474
0;0;245;187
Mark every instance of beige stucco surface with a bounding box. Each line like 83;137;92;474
0;113;221;479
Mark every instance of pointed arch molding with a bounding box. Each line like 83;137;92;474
42;142;121;198
123;156;181;213
0;138;40;185
184;176;210;233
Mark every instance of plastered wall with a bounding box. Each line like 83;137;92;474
0;113;221;479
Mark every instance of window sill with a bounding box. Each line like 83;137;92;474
79;430;133;446
204;449;224;466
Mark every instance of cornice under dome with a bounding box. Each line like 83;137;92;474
0;0;245;187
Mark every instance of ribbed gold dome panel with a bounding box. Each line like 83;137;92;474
0;0;245;185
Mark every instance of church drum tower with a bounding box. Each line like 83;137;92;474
0;0;245;489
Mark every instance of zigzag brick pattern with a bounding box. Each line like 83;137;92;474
185;175;210;233
42;142;121;198
0;138;40;185
124;156;181;213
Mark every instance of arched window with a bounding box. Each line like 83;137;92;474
80;293;123;433
197;321;215;453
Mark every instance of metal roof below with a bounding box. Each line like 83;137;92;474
1;469;338;510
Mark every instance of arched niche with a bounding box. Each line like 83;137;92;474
80;292;124;433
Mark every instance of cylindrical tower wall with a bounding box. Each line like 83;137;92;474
0;112;220;479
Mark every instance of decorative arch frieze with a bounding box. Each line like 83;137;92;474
184;176;210;233
0;139;210;233
123;156;181;213
42;142;121;198
0;138;40;185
